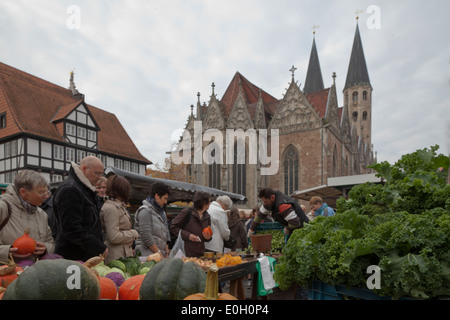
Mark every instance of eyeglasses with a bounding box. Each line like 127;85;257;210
36;190;51;197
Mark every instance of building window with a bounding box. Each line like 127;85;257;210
131;163;138;173
124;161;130;172
88;130;96;141
332;145;338;177
363;91;368;100
66;124;76;135
54;145;64;160
66;148;75;162
115;159;123;169
283;146;298;196
208;147;221;189
352;111;358;122
77;127;86;139
363;111;368;121
77;150;86;163
352;91;358;102
232;141;246;196
0;112;6;129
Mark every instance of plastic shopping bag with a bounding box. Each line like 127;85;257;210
169;230;186;258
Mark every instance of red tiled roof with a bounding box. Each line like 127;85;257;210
220;72;279;120
305;87;330;118
217;72;330;126
0;62;151;164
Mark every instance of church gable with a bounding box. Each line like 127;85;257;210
203;95;225;131
269;81;321;134
226;90;254;129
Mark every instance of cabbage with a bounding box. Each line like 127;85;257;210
104;267;126;279
105;272;125;288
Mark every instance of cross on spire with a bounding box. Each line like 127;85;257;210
312;24;320;36
211;82;215;95
354;8;364;21
289;65;297;80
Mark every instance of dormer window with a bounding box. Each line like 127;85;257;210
0;112;6;129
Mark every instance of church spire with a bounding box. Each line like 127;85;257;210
303;30;324;95
344;21;371;91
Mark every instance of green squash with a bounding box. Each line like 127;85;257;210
2;259;100;300
139;258;206;300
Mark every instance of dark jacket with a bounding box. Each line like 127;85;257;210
251;191;309;232
170;207;211;258
228;219;248;251
53;163;107;261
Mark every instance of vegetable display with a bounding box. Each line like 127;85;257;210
139;258;207;300
184;263;238;300
274;146;450;299
2;259;100;300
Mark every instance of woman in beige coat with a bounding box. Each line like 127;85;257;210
0;170;55;263
100;175;138;264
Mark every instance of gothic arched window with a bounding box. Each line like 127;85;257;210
208;146;221;189
362;111;368;121
283;146;299;195
352;91;358;102
332;145;338;177
232;140;246;196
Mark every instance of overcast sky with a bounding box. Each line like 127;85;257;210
1;0;449;171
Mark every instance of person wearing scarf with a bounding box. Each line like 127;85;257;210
134;182;171;258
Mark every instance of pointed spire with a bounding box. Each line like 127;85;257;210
344;22;371;91
303;33;324;95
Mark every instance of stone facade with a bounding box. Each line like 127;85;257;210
172;24;375;208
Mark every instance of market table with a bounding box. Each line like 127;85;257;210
217;259;268;300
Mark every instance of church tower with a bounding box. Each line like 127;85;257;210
343;19;372;148
303;32;324;95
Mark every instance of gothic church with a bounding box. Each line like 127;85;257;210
173;22;375;208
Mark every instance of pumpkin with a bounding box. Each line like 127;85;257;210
139;258;207;300
202;226;213;239
184;263;238;300
98;276;118;300
0;257;23;288
146;252;163;262
12;229;36;255
1;259;100;300
118;274;145;300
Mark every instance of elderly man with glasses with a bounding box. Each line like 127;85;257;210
53;156;109;261
0;170;55;263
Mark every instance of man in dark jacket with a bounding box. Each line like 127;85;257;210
248;187;309;238
248;187;310;300
53;156;108;261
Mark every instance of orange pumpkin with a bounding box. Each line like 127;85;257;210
184;263;238;300
12;229;36;255
98;276;118;300
118;274;145;300
202;226;213;239
0;258;23;288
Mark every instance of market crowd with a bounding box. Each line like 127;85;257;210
0;156;333;265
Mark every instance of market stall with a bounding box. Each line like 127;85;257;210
104;166;247;206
